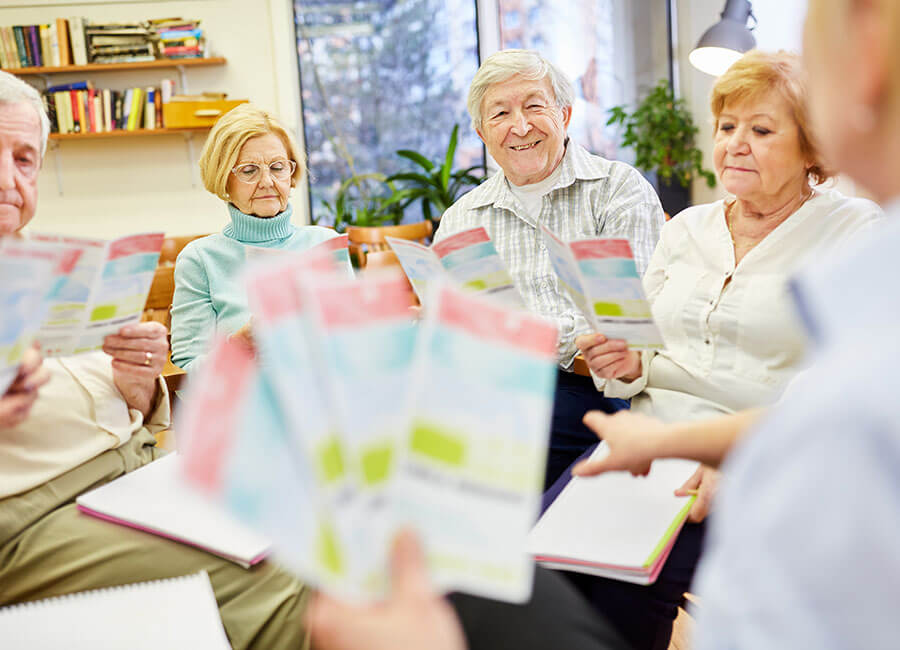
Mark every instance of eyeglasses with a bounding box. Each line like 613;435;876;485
230;159;297;184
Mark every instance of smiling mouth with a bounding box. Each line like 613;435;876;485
510;141;540;151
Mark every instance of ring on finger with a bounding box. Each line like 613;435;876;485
143;351;153;366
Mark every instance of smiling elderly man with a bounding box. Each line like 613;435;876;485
434;50;665;488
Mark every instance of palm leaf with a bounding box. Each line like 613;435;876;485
396;150;435;172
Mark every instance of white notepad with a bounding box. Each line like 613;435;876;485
0;571;232;649
528;445;698;585
76;453;270;568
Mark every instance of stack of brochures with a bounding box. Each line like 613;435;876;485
176;243;559;604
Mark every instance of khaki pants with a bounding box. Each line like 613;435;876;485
0;430;309;650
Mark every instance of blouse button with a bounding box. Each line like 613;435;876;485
705;338;711;345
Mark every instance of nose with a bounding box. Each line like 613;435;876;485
256;166;276;186
509;110;530;137
0;153;16;190
726;128;750;156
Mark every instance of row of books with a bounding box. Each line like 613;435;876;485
43;81;176;134
0;17;204;68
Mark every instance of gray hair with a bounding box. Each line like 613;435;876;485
467;49;575;131
0;70;50;156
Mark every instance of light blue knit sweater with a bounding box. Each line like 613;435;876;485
170;203;344;372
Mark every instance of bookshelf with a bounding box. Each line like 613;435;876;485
50;126;210;140
7;56;226;76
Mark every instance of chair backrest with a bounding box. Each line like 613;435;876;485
142;265;176;329
159;234;207;266
347;221;433;267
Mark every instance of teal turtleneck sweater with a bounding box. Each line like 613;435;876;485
171;203;346;372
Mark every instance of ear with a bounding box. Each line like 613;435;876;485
560;105;573;129
475;127;487;145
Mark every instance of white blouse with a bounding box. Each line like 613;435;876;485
603;189;884;423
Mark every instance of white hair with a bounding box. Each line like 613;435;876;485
0;70;50;156
467;49;575;131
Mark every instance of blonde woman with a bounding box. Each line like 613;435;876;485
171;104;345;372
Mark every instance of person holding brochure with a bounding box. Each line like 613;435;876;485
433;49;666;490
170;103;349;373
0;72;310;650
561;50;884;650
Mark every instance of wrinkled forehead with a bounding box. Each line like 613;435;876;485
482;74;556;109
0;101;43;152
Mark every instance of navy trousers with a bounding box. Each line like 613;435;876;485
542;445;706;650
545;370;630;491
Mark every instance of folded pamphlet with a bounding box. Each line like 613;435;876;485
528;444;697;585
30;231;165;356
540;223;663;349
386;227;522;308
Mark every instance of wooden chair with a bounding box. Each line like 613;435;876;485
347;220;433;268
159;234;206;266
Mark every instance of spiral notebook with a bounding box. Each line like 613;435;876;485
76;453;270;568
0;571;232;649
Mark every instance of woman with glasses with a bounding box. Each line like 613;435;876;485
170;103;347;372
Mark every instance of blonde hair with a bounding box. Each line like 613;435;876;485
199;103;305;201
467;49;574;131
711;50;833;184
806;0;900;115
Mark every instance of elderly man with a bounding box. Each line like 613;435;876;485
0;71;309;649
434;49;665;489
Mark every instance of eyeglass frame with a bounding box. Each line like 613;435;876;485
230;159;297;184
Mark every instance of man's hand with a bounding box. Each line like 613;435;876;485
102;322;168;418
309;529;466;650
575;333;641;380
0;344;49;429
573;410;668;477
675;465;719;523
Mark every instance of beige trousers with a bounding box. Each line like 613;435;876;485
0;429;309;650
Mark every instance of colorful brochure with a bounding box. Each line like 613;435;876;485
540;223;664;349
386;227;522;308
300;269;419;600
393;282;558;602
0;238;70;393
30;232;165;356
528;444;697;585
244;233;353;275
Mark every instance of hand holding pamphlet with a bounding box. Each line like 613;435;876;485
386;227;523;308
539;223;664;349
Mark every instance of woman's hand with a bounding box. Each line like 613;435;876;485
575;333;641;380
308;529;465;650
228;320;256;354
573;410;668;477
102;322;169;418
0;343;50;429
675;465;720;523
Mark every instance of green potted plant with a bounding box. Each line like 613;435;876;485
386;124;485;227
607;80;716;215
317;173;407;234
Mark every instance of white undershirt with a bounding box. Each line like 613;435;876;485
506;164;563;223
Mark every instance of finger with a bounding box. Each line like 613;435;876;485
674;468;703;495
105;348;160;367
688;492;712;523
110;359;163;379
19;345;44;375
103;334;168;352
571;457;616;477
0;391;38;427
118;322;168;339
21;365;50;392
390;528;431;600
582;410;611;437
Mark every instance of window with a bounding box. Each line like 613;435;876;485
294;0;482;225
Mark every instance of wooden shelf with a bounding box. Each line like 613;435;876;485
50;127;210;140
6;57;226;76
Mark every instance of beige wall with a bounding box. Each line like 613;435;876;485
2;0;304;239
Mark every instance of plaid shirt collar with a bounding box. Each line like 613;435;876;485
467;141;613;220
